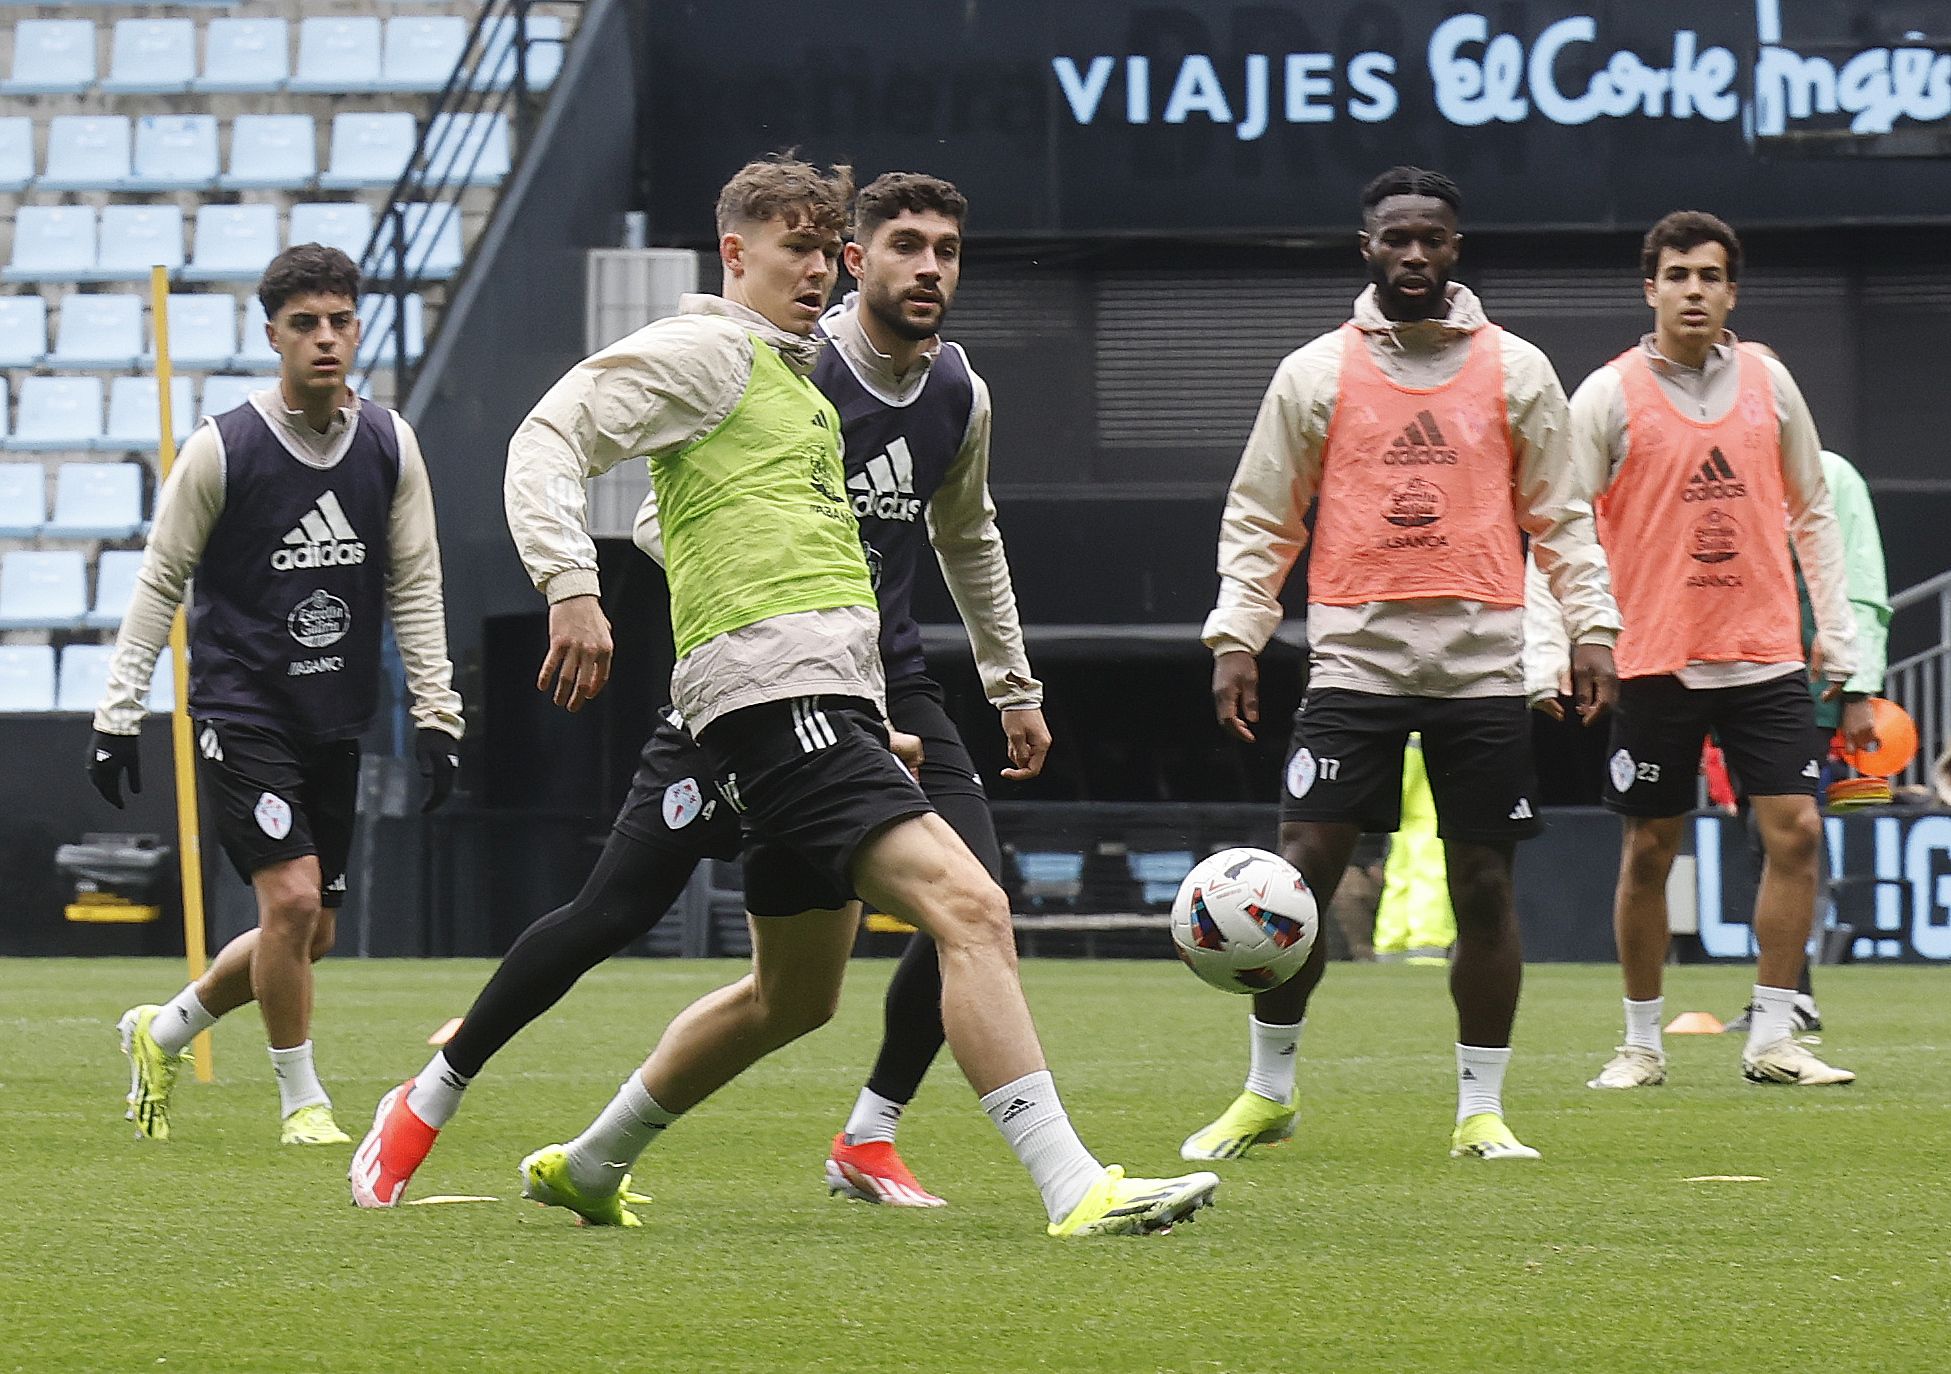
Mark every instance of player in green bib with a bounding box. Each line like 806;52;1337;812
490;156;1218;1238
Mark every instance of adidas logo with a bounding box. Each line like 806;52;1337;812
999;1096;1035;1124
1508;798;1534;820
1383;409;1460;466
1682;446;1747;502
847;436;923;522
272;492;366;570
1460;1068;1477;1080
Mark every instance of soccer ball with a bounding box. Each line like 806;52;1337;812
1169;847;1318;994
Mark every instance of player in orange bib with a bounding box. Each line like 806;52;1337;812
1568;212;1875;1091
1186;167;1620;1164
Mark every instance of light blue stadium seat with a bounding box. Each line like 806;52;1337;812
358;291;425;369
102;18;196;94
4;206;96;284
0;645;57;712
195;17;289;94
379;203;464;280
475;14;564;91
198;374;258;419
99;377;193;454
126;115;218;191
39;115;132;192
1;19;97;95
290;202;375;263
1127;850;1196;906
1014;851;1085;906
426;112;510;187
92;205;186;283
85;548;144;630
0;116;32;192
7;376;103;451
146;656;175;714
182;204;278;284
222;113;316;190
0;377;7;443
321;111;416;190
379;15;467;92
56;642;113;713
0;295;48;368
289;16;383;94
0;551;87;630
0;461;44;537
50;294;142;369
45;461;143;538
231;298;276;372
152;293;236;370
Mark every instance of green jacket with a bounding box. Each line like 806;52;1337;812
1798;450;1889;727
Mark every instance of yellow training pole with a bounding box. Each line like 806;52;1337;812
150;265;212;1084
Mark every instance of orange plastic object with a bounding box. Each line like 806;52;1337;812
1837;697;1918;778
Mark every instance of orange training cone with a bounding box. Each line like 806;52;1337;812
1838;697;1918;778
1666;1011;1725;1035
427;1017;463;1046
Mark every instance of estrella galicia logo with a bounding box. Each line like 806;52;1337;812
286;589;350;648
1689;509;1741;564
1384;476;1447;528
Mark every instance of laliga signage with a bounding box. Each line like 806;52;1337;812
1053;11;1951;140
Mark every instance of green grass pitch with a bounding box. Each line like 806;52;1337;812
4;957;1948;1373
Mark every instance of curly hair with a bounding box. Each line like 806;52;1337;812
715;154;854;238
1641;210;1742;282
258;243;360;319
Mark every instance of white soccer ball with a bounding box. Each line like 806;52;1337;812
1169;847;1318;995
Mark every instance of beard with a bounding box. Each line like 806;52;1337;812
862;282;948;342
1368;259;1450;321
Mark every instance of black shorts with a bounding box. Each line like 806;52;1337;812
1279;689;1543;842
696;695;934;917
1605;672;1818;818
611;709;744;862
194;719;360;907
888;673;986;806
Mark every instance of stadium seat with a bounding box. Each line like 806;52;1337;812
231;299;276;372
195;17;289;94
7;376;104;451
426;112;511;188
3;206;96;284
0;295;48;368
102;18;196;94
222;114;317;191
0;116;32;192
380;203;464;280
0;461;44;537
126;115;219;191
99;377;194;454
0;19;97;95
38;116;132;192
0;377;7;443
0;551;88;630
45;461;144;538
153;293;236;370
1127;850;1196;906
1015;851;1085;907
358;291;426;370
0;645;56;712
85;548;144;629
290;202;375;262
92;205;187;283
49;294;143;369
289;17;384;94
321;112;416;190
198;375;258;419
56;643;114;713
182;204;278;283
476;14;564;91
379;15;467;93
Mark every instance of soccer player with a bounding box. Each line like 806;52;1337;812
91;244;463;1144
1184;166;1620;1163
1563;220;1872;1089
360;156;1214;1236
352;171;1051;1212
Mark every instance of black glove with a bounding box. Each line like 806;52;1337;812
87;730;142;809
416;729;460;813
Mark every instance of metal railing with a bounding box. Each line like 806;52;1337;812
355;0;578;399
1883;567;1951;792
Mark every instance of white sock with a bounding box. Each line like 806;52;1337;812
564;1073;679;1196
1455;1044;1511;1124
979;1070;1104;1224
843;1087;905;1146
1745;984;1797;1056
151;985;217;1057
268;1041;329;1116
405;1051;471;1129
1243;1016;1302;1106
1623;997;1664;1055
